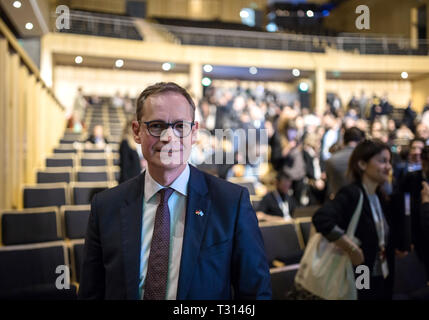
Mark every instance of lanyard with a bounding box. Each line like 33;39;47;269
362;185;385;250
273;190;291;220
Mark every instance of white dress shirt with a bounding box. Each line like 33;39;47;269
138;164;189;300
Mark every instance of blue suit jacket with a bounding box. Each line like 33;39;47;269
78;165;272;299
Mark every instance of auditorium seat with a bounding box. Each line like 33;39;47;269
23;183;69;208
71;182;113;205
1;207;62;245
0;241;77;299
270;264;300;300
69;240;85;283
260;221;303;268
46;155;76;168
79;156;108;167
54;148;78;154
76;167;109;182
293;205;320;218
37;168;73;183
227;177;257;195
393;250;429;300
61;205;90;239
295;217;314;248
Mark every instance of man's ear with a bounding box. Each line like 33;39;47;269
132;121;142;144
358;160;367;171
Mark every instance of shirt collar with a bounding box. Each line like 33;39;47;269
144;164;190;202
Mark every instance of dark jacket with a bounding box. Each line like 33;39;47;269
257;191;297;218
119;139;142;184
312;182;395;299
78;165;272;300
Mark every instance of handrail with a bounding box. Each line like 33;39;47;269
0;19;65;110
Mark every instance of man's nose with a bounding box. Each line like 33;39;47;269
160;126;174;142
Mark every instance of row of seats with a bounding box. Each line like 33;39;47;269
1;205;89;245
0;240;83;299
23;182;116;208
44;154;120;168
37;166;119;184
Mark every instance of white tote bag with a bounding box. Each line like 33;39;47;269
294;192;363;300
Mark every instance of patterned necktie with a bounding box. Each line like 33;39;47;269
143;187;174;300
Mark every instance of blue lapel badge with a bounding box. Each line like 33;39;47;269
195;210;204;217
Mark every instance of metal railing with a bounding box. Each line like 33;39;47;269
154;23;429;56
52;10;142;40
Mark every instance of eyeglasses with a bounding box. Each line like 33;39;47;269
139;120;195;138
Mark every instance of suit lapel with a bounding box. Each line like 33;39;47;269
176;166;211;300
120;172;145;300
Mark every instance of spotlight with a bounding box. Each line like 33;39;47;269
162;62;172;71
115;59;124;68
203;64;213;73
292;69;300;77
13;1;22;8
202;77;212;87
249;67;258;75
306;10;314;18
401;72;408;79
299;82;309;92
25;22;33;30
75;56;83;64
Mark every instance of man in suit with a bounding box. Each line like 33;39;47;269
393;145;429;280
78;82;271;300
325;127;365;199
256;172;297;222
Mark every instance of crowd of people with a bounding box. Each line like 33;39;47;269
74;82;429;300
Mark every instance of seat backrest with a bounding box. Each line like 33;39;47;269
0;241;69;291
54;148;77;154
37;169;72;183
71;182;112;205
270;264;300;300
1;207;62;245
235;182;256;195
46;157;75;168
70;240;85;283
295;217;314;249
61;205;90;239
293;205;320;218
23;183;69;208
260;222;303;266
80;158;108;167
76;170;109;182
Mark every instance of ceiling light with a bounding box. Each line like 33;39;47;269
162;62;172;71
203;64;213;73
306;10;314;18
292;68;300;77
115;59;124;68
25;22;33;30
202;77;212;87
75;56;83;64
249;67;258;75
299;82;309;92
13;1;22;8
240;10;250;19
401;72;408;79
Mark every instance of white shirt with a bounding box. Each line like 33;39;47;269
138;164;189;300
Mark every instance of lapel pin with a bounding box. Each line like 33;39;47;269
195;210;204;217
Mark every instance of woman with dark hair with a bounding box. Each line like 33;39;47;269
311;139;397;300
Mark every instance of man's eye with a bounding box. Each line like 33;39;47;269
151;123;164;129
